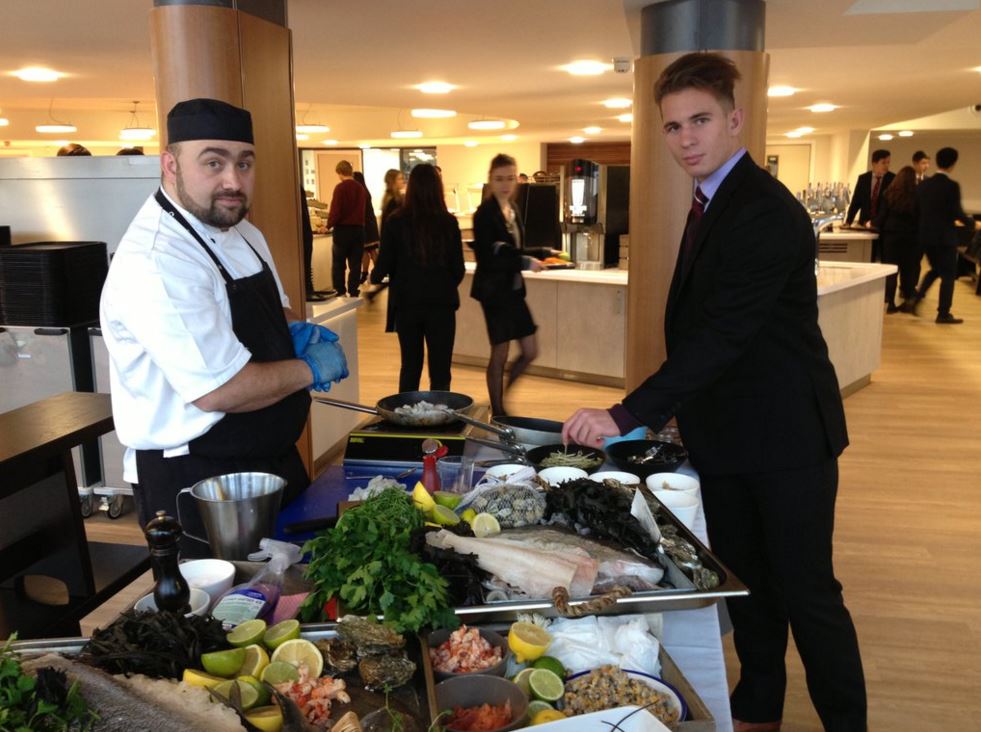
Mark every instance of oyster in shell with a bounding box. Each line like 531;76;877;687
337;616;406;657
316;637;359;673
358;654;416;691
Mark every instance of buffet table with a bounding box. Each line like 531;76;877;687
817;228;878;263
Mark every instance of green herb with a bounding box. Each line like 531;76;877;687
299;488;459;633
0;635;98;732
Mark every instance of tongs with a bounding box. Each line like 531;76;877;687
629;443;664;465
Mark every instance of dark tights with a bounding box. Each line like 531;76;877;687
486;334;538;416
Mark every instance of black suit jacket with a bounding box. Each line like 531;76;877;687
469;197;551;305
846;170;895;225
621;153;848;476
916;172;973;248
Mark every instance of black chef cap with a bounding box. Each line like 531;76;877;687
167;98;254;144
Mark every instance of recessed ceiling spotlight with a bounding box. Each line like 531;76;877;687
411;108;456;119
463;141;479;147
295;133;310;141
322;139;338;145
296;124;330;133
391;130;423;138
877;133;894;141
898;130;914;137
14;67;62;82
617;113;633;123
0;118;8;127
602;97;632;109
569;136;586;144
468;119;506;130
583;126;602;134
501;134;518;142
808;103;837;113
415;81;457;94
36;124;77;134
785;126;814;138
561;60;613;76
768;86;797;97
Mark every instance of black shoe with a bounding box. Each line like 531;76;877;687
315;288;335;297
886;303;900;314
910;296;923;316
899;300;915;314
936;313;964;324
305;290;328;302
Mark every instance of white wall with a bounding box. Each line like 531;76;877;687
435;141;545;213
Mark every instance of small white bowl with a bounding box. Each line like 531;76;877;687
483;463;535;481
652;490;699;530
589;470;641;486
645;472;700;496
537;466;588;486
134;587;210;617
179;558;236;602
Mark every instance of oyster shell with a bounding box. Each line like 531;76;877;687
358;654;416;691
316;637;359;673
337;616;406;657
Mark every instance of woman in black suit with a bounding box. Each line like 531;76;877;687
353;171;380;284
370;164;464;392
470;154;554;416
873;165;919;312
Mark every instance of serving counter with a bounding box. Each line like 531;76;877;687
818;228;878;263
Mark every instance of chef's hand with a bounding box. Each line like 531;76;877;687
302;340;349;392
562;408;619;447
289;321;341;357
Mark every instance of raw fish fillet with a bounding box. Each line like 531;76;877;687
426;530;598;598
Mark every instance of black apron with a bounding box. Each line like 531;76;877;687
135;191;311;557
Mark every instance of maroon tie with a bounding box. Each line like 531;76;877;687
682;186;709;264
870;176;882;220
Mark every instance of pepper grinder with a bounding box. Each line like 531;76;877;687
143;510;190;613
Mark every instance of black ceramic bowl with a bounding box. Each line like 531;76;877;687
525;443;606;474
435;675;528;732
605;439;688;479
427;627;509;680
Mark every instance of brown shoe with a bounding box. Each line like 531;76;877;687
733;721;782;732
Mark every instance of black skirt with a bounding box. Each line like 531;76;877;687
480;297;537;345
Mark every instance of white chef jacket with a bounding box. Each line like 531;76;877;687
100;190;290;483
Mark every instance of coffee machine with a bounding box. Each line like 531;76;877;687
562;159;629;269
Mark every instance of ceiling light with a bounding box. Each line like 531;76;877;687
119;101;155;141
877;133;894;141
14;67;62;82
415;81;457;94
898;130;914;137
617;113;633;123
785;126;814;138
602;97;632;109
569;136;586;144
36;124;77;134
785;131;804;138
501;134;517;142
808;103;837;113
296;124;330;133
561;60;612;76
468;119;506;130
583;126;602;134
768;86;797;97
391;130;423;139
0;118;8;127
295;133;309;141
463;141;478;147
411;108;456;119
322;139;338;145
359;144;372;150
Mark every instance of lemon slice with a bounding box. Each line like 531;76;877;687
228;619;267;648
263;619;301;650
182;668;226;689
270;638;324;678
411;482;435;515
246;705;284;732
513;667;536;696
213;679;260;710
472;512;501;538
201;647;246;677
260;661;300;685
239;643;270;678
531;708;567;725
529;668;564;702
461;508;477;525
508;621;552;663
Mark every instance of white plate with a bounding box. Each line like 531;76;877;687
528;705;671;732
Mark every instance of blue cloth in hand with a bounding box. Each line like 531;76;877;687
603;425;648;449
302;340;349;392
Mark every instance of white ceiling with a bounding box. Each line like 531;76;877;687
0;0;979;150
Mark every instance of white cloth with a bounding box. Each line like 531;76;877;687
100;190;290;483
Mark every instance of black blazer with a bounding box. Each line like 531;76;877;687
372;212;464;314
873;194;918;248
621;153;848;476
469;197;551;305
916;172;973;248
846;170;895;225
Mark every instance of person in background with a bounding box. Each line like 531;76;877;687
327;160;367;297
57;143;92;156
301;186;329;302
873;166;920;313
470;153;557;416
562;53;866;731
380;168;406;233
846;149;894;227
353;171;380;285
100;98;348;556
518;173;529;183
370;164;464;392
116;146;145;155
912;146;980;324
912;150;930;183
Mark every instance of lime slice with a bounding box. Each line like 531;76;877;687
461;508;477;525
237;674;271;707
201;647;246;678
433;491;463;509
260;660;300;686
213;679;260;710
472;512;501;538
270;638;324;678
245;705;284;732
228;619;267;648
527;700;555;717
239;643;270;678
532;656;566;679
529;668;564;702
182;668;226;689
432;504;461;526
263;619;301;650
513;667;536;696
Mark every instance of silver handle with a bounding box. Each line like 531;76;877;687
465;435;528;459
313;396;381;416
450;411;515;441
176;487;211;545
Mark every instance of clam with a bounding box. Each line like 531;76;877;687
358;654;416;691
336;615;406;657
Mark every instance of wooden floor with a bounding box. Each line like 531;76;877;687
80;273;981;731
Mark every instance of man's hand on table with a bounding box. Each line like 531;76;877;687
562;408;620;447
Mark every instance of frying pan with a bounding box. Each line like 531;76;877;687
315;390;514;439
490;416;564;447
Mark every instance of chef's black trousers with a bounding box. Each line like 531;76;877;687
395;306;456;393
331;225;365;297
700;459;867;731
916;245;958;315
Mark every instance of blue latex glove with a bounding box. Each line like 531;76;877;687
302;340;349;392
310;324;340;344
287;321;317;357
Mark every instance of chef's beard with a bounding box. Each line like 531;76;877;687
175;169;250;228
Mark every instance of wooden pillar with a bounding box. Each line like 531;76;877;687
625;0;768;391
149;1;312;474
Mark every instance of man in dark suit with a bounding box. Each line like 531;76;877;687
912;150;930;184
913;147;979;324
846;149;895;226
563;53;866;732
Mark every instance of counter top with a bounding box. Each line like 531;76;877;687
817;262;896;295
305;295;362;325
821;228;878;240
464;261;628;285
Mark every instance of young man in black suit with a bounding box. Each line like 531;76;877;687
913;147;980;323
563;53;866;732
846;149;895;226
